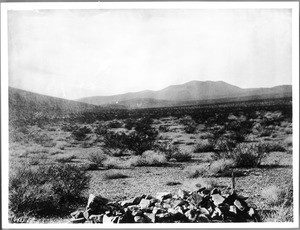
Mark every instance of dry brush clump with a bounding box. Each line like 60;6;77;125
102;117;158;156
214;142;278;168
54;154;76;163
194;140;214;153
104;171;129;180
185;159;236;178
156;143;192;162
179;115;198;134
260;183;293;222
9;164;91;220
88;151;107;167
230;144;264;168
128;151;168;167
71;125;92;141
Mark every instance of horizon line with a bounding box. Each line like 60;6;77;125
8;80;292;101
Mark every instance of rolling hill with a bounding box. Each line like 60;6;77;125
78;81;292;108
9;87;101;117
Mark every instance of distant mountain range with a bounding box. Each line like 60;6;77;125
78;81;292;109
8;81;292;117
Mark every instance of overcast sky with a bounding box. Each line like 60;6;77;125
8;9;291;100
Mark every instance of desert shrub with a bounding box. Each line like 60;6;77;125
88;152;107;167
54;155;76;163
124;118;136;130
103;157;129;169
71;126;91;141
28;157;40;165
185;159;236;178
180;115;198;134
106;119;123;129
102;131;126;150
179;115;194;126
9;128;27;143
262;111;284;126
230;144;265;167
104;171;129;180
81;141;93;148
25;146;49;155
56;142;67;150
94;125;108;136
47;126;57;132
102;147;132;157
9;164;90;217
129;151;167;167
103;118;158;155
261;183;293;222
119;130;157;155
155;142;176;160
225;118;253;142
194;140;214;153
171;151;192;162
207;116;252;145
259;129;273;137
285;128;293;135
28;132;55;147
156;143;192;162
166;181;181;186
258;142;286;153
284;136;292;147
262;205;293;222
261;186;287;206
213;136;237;157
158;125;169;132
184;123;198;134
209;159;235;175
185;165;203;178
61;123;76;132
83;162;99;171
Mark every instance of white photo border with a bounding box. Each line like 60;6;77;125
1;1;299;229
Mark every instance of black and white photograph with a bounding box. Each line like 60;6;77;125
1;1;299;228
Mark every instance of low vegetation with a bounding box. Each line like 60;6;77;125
8;97;293;223
104;171;129;180
9;164;90;218
88;151;107;167
128;151;167;167
193;140;214;153
261;183;293;222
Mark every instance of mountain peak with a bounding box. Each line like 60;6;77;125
77;81;292;107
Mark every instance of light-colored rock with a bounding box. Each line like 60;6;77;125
139;199;151;209
144;213;156;223
103;214;118;224
234;199;245;211
229;205;237;214
248;207;255;217
211;194;225;206
86;194;108;211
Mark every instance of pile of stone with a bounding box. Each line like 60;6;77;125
69;187;260;224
